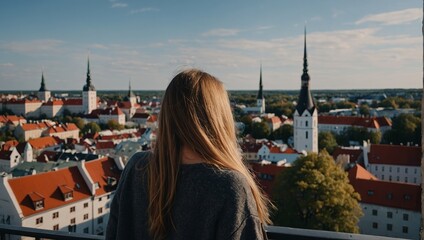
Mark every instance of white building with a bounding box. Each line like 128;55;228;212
363;142;421;185
243;65;265;115
349;164;420;240
293;29;318;153
0;157;123;239
82;58;97;115
318;115;392;135
0;148;21;172
257;141;301;164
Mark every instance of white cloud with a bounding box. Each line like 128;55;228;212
130;7;159;14
202;28;241;37
1;39;64;53
0;63;14;67
111;2;128;8
356;8;421;25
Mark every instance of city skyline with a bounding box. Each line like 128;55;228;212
0;0;422;91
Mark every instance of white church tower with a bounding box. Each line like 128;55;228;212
294;28;318;153
82;57;97;114
256;64;265;114
37;72;51;102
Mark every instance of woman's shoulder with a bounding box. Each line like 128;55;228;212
126;151;151;170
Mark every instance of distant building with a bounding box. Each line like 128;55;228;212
37;72;51;102
293;28;318;153
82;58;97;114
243;65;266;114
318;115;392;135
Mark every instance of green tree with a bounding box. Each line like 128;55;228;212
107;120;125;131
271;124;293;143
251;121;270;139
82;122;101;135
239;115;253;135
358;104;370;117
273;151;362;233
337;127;381;146
72;117;85;130
318;131;338;154
382;113;421;146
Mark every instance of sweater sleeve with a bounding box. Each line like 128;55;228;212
105;152;148;240
215;173;267;240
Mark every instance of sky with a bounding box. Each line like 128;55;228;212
0;0;422;91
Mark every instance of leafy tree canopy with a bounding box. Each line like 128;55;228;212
273;151;362;233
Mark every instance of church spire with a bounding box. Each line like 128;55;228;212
128;80;135;97
83;56;95;91
301;26;310;81
296;27;315;115
39;72;47;91
257;64;263;99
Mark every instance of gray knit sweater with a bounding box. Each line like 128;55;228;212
105;152;267;240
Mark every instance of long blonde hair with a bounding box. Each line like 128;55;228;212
147;69;271;239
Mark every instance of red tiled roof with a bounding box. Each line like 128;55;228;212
96;141;115;150
318;116;392;129
7;99;42;104
147;115;157;123
118;102;132;109
2;140;19;151
368;144;420;166
267;116;282;124
47;123;79;134
249;163;286;196
21;122;53;131
84;157;122;196
63;99;82;106
28;136;62;150
8;166;92;217
348;164;420;212
269;145;297;154
332;147;362;164
0;115;25;124
240;142;263;153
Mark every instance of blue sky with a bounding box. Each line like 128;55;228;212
0;0;422;90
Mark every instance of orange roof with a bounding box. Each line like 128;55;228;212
267;116;281;124
8;166;92;217
269;145;297;154
47;123;79;134
28;136;62;150
84;157;122;196
28;192;45;202
349;164;377;180
318;116;392;129
2;140;19;151
21;122;53;131
348;164;420;212
0;115;25;124
147;115;157;123
368;144;420;166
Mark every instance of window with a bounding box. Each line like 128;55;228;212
372;222;378;229
403;214;409;221
70;218;76;224
403;226;408;233
305;121;308;127
70;206;75;213
84;227;89;233
367;190;374;196
404;195;411;201
389;166;392;172
305;131;308;139
84;203;88;208
64;192;73;201
414;178;417;183
387;193;392;200
375;166;378;171
98;217;103;224
68;225;76;232
414;168;417;174
98;207;103;214
382;166;385;172
52;212;59;219
397;167;400;173
84;214;89;220
53;224;59;231
381;175;384;180
397;176;400;181
99;197;102;202
36;217;43;225
405;168;408;173
372;209;377;216
405;177;408;183
387;212;393;218
389;176;392;181
387;224;392;231
35;200;44;210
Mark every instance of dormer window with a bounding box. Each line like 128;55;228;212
28;192;45;210
58;185;74;201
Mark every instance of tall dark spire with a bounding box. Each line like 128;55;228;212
83;57;95;91
128;80;135;97
257;64;263;99
296;27;316;115
301;26;310;81
39;72;47;91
